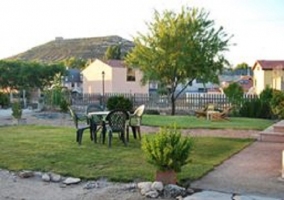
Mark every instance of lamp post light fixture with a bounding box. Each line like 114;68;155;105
102;71;105;108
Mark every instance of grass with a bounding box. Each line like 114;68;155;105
0;124;254;184
143;115;274;130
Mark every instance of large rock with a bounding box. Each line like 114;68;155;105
63;177;81;185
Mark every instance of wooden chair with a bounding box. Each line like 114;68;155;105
126;104;145;141
105;109;130;147
210;106;233;121
68;106;93;145
194;104;215;118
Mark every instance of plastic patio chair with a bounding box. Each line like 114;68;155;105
105;109;130;147
68;106;93;145
126;104;145;141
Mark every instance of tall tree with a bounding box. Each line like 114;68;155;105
63;57;87;70
235;62;250;70
0;60;66;91
104;44;122;60
125;7;233;115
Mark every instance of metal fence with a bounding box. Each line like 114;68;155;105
71;93;258;115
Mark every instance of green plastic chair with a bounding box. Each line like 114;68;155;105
68;106;93;145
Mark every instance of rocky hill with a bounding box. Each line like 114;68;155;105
6;35;134;63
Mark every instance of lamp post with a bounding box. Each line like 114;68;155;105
102;71;105;109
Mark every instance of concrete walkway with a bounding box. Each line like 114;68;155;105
190;140;284;199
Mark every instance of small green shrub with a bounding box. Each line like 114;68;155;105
142;125;194;172
239;98;272;119
11;101;22;120
106;96;133;111
0;92;9;108
259;86;274;102
59;99;70;113
239;86;275;119
270;89;284;119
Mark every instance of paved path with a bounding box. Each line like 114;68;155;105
191;141;284;199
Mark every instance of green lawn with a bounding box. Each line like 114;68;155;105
143;115;274;130
0;124;255;184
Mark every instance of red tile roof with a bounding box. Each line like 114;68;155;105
252;60;284;70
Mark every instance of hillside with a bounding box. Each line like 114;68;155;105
5;35;134;63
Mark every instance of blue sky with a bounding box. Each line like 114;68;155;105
1;0;284;67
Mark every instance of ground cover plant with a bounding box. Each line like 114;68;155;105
142;115;274;130
0;125;254;184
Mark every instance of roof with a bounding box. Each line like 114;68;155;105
66;68;81;82
101;59;126;68
252;60;284;70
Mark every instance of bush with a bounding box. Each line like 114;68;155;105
142;125;194;172
239;86;274;119
59;99;70;113
11;101;22;120
239;98;272;119
270;89;284;119
106;96;133;111
0;92;9;108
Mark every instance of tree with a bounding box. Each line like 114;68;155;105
125;7;232;115
63;57;88;70
223;82;244;115
0;60;66;92
234;62;250;75
104;44;122;60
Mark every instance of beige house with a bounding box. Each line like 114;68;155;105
252;60;284;95
81;59;149;94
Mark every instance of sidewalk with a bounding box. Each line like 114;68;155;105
190;140;284;199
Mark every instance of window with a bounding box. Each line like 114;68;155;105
127;68;136;82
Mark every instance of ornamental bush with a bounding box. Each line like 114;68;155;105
11;101;22;120
142;125;194;172
106;96;133;111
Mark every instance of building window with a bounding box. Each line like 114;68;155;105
127;68;136;82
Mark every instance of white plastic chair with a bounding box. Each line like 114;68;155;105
126;104;145;141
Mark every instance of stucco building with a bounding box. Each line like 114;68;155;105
81;59;149;94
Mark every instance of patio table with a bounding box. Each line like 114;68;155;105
88;111;109;143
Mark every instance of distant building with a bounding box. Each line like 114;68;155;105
62;68;83;94
252;60;284;94
81;59;149;94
